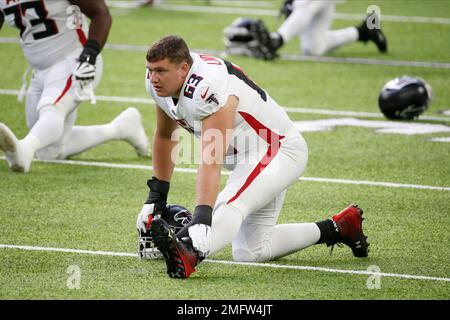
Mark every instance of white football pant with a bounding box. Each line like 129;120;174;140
209;127;321;262
22;49;107;160
278;0;358;56
20;51;148;163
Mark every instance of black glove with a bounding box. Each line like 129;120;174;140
79;39;100;65
176;205;212;239
145;176;170;214
73;39;100;82
136;177;170;234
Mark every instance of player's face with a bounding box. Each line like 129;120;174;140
147;58;190;97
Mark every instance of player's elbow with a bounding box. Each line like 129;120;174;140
98;6;112;30
89;4;113;30
104;9;112;29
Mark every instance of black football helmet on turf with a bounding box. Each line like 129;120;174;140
378;76;432;120
138;204;192;259
223;17;275;59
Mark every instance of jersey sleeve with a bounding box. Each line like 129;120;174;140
192;78;229;121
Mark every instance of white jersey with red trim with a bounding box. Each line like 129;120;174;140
146;54;310;265
146;53;294;152
0;0;88;69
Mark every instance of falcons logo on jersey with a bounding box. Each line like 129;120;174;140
200;87;219;106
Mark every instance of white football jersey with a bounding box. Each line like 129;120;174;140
0;0;89;69
146;53;294;152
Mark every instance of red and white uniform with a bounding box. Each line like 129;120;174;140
146;53;310;262
1;0;88;69
1;0;102;158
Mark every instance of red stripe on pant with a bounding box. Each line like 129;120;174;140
76;28;87;46
54;76;73;105
227;112;285;204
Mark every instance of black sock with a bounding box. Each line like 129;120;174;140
356;22;369;41
315;219;340;244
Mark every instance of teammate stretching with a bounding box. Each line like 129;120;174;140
0;0;148;173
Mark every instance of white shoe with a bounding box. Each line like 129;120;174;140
112;107;149;156
0;123;33;172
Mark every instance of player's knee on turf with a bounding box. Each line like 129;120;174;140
232;242;272;262
35;144;66;160
34;104;72;160
302;43;327;56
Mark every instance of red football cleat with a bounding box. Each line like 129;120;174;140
150;217;201;279
328;204;369;257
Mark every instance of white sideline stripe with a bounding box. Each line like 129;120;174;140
107;0;278;9
334;12;450;25
0;88;154;105
1;244;449;283
2;37;450;70
1;157;449;191
90;43;450;70
281;106;450;123
106;41;450;69
299;177;450;191
280;53;450;69
105;43;450;70
209;1;274;8
0;244;136;258
157;4;450;25
1;89;449;123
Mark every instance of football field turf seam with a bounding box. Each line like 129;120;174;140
1;89;449;122
1;157;449;191
1;243;449;283
2;37;450;70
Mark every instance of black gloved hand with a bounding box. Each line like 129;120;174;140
136;177;170;233
73;39;100;82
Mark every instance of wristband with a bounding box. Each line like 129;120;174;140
79;39;100;64
192;205;213;226
146;176;170;203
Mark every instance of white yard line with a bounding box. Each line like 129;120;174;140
2;37;450;70
1;243;449;283
0;244;136;258
280;52;450;69
156;4;450;25
209;1;274;8
104;42;450;69
1;89;449;123
1;157;449;191
334;12;450;25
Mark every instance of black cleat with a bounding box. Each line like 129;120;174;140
368;28;387;53
150;217;200;279
357;17;388;53
249;19;278;60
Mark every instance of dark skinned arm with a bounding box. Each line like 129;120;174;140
69;0;112;50
0;10;4;31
